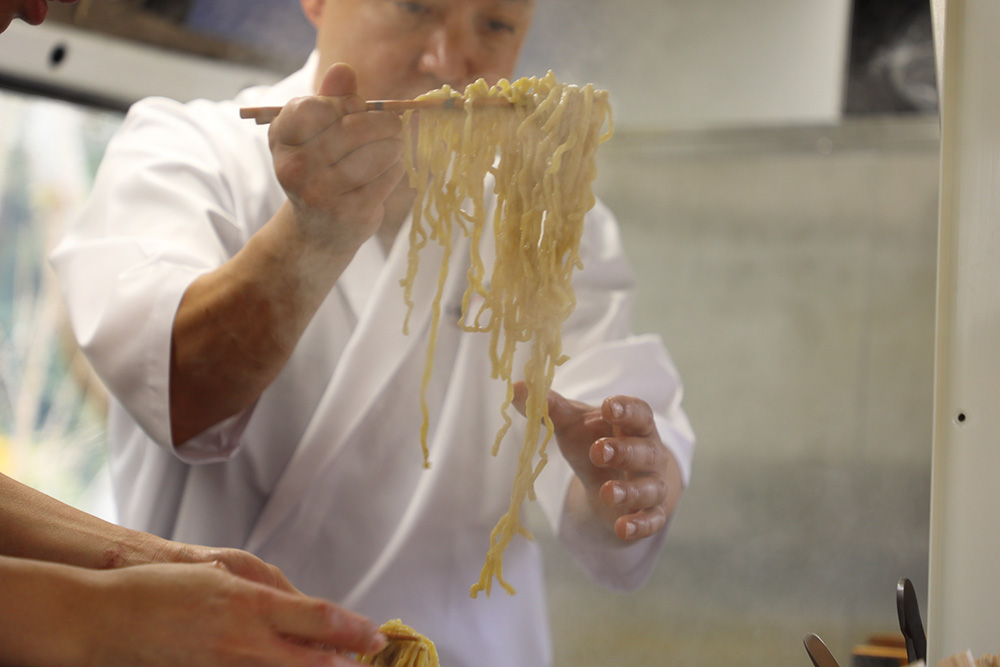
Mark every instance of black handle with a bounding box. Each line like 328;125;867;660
897;577;927;664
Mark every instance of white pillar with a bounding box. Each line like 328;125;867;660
928;0;1000;661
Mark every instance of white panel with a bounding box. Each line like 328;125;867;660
0;21;280;107
928;0;1000;661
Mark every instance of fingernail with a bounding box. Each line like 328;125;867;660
624;521;637;539
601;442;614;463
611;484;625;505
610;400;624;420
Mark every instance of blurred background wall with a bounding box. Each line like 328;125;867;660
535;117;938;665
516;1;939;665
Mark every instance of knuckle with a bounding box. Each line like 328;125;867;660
626;483;643;505
647;507;667;532
292;95;332;120
635;480;658;507
653;476;669;500
643;443;662;468
283;95;311;114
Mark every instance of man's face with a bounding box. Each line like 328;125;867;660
303;0;534;100
0;0;76;34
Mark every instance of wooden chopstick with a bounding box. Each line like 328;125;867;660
240;96;513;125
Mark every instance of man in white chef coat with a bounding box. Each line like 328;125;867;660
52;0;696;665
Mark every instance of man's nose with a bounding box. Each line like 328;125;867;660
419;23;478;88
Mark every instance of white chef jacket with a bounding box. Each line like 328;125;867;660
51;52;694;667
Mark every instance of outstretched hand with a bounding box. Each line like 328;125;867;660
513;382;683;542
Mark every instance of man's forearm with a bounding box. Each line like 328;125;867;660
0;556;101;664
0;473;164;569
169;201;357;445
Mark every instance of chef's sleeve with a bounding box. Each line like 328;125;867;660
50;96;264;463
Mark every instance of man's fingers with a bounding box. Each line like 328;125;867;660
511;381;529;415
270;95;358;146
269;594;385;656
515;385;655;442
512;382;581;420
315;110;402;164
271;64;374;148
613;505;668;541
591;435;665;472
328;137;404;192
601;395;656;437
599;476;668;511
273;109;403;211
204;548;300;593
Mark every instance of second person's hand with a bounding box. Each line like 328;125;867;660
82;561;385;666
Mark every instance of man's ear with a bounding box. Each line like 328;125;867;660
300;0;325;27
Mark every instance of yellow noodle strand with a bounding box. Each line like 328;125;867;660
399;71;612;597
357;619;440;667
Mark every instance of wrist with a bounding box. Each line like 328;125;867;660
0;557;105;665
99;527;176;569
270;199;362;272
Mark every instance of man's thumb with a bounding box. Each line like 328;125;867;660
512;382;579;428
318;62;359;99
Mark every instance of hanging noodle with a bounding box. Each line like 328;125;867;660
357;619;440;667
399;71;613;598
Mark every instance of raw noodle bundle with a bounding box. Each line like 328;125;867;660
400;71;612;597
357;619;439;667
